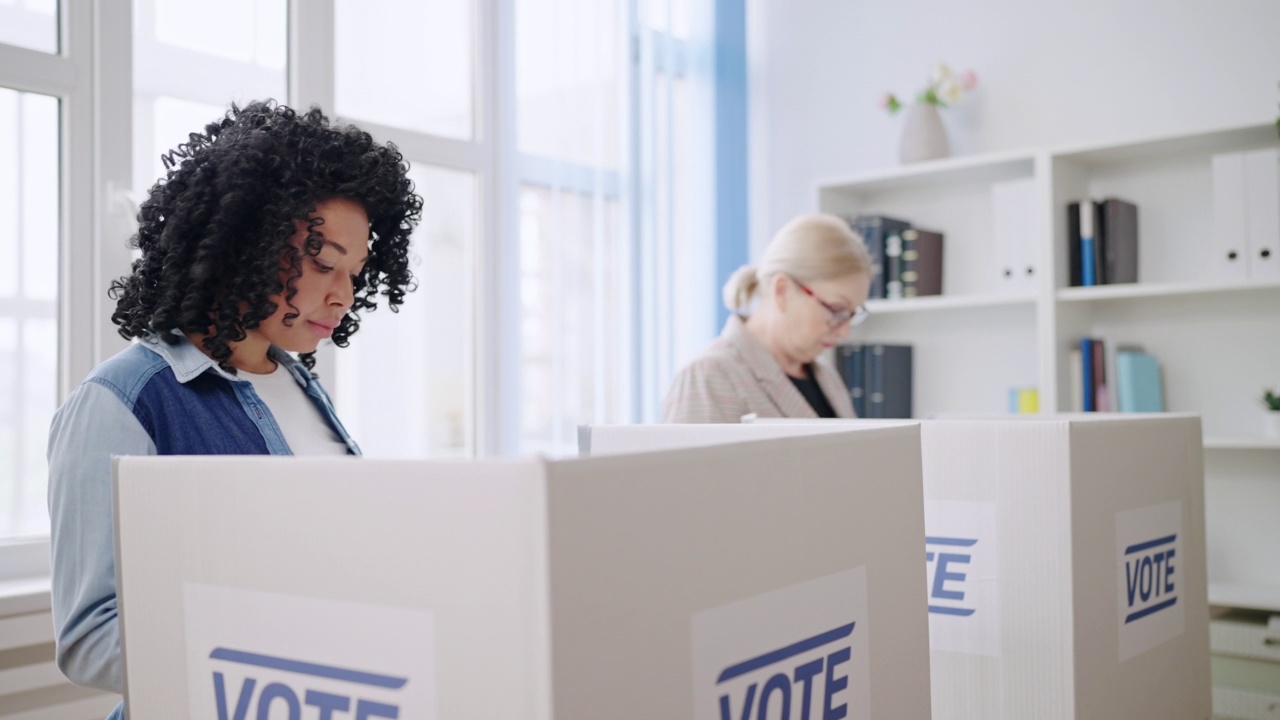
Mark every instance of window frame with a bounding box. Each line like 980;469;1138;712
0;0;736;566
289;0;495;457
0;0;134;575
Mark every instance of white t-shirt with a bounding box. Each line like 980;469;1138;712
241;362;349;456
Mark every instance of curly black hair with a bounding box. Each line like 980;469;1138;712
109;100;422;371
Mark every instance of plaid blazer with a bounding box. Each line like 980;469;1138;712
662;315;855;423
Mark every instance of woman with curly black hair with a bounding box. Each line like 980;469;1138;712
46;101;422;719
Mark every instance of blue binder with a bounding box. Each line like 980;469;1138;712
1081;338;1094;412
1116;351;1164;412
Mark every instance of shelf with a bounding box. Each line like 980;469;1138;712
1052;122;1279;169
1056;279;1280;303
815;150;1035;195
1204;437;1280;450
865;294;1035;315
1209;582;1280;614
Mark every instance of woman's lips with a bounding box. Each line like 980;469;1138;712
307;320;336;338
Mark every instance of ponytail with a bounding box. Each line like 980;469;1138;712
722;264;760;312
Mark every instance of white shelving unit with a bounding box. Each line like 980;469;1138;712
866;293;1035;314
1204;436;1280;451
817;121;1280;612
1057;278;1280;303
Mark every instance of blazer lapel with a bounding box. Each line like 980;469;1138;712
721;316;818;418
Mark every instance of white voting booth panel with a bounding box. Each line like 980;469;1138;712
583;416;1212;720
577;420;912;457
114;428;931;720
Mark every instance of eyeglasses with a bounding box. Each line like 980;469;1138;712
794;278;869;328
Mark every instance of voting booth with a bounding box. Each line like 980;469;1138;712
583;415;1212;720
114;427;932;719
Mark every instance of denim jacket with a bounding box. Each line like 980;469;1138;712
46;333;359;718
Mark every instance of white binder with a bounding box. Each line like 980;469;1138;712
991;177;1037;295
1244;148;1280;280
1211;152;1250;282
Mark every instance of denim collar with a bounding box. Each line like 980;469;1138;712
141;332;312;389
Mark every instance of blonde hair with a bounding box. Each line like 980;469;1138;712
722;213;873;312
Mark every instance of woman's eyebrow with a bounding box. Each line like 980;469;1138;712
321;239;370;264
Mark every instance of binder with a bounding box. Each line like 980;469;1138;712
836;344;868;418
1068;202;1083;287
848;215;912;300
1080;200;1098;286
1211;152;1250;282
992;177;1037;294
1101;199;1139;284
901;228;944;297
885;230;904;299
1081;338;1095;412
1068;348;1084;412
1244;148;1280;280
866;343;913;418
1092;338;1108;412
1116;351;1165;412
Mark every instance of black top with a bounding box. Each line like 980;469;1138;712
788;364;838;418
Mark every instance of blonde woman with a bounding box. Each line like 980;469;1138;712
663;214;873;423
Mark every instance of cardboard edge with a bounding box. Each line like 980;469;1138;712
533;456;557;720
112;455;131;711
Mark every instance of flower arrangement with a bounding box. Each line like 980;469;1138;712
881;63;978;114
1263;389;1280;411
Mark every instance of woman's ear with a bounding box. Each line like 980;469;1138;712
771;274;790;311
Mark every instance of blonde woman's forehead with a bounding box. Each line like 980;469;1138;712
807;273;870;306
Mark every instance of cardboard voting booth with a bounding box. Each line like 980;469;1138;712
114;427;932;719
583;415;1212;720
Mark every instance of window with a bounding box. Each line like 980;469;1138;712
0;0;58;54
334;0;473;140
330;0;480;458
330;0;718;457
0;89;59;539
336;165;476;458
0;1;725;551
132;0;287;203
517;186;627;453
514;0;634;453
632;1;718;424
1;2;134;550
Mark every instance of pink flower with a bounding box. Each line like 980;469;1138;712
961;70;978;91
879;92;893;110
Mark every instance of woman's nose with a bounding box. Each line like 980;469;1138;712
330;276;354;308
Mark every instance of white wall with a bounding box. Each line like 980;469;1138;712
747;0;1280;256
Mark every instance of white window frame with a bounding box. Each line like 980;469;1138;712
290;0;502;457
0;1;717;576
633;19;702;422
0;0;134;577
285;1;711;456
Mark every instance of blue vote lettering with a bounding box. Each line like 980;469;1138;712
925;537;977;616
209;648;405;720
716;624;855;720
718;647;850;720
1122;535;1178;623
213;674;400;720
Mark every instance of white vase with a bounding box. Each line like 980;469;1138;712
899;102;951;164
1264;411;1280;440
